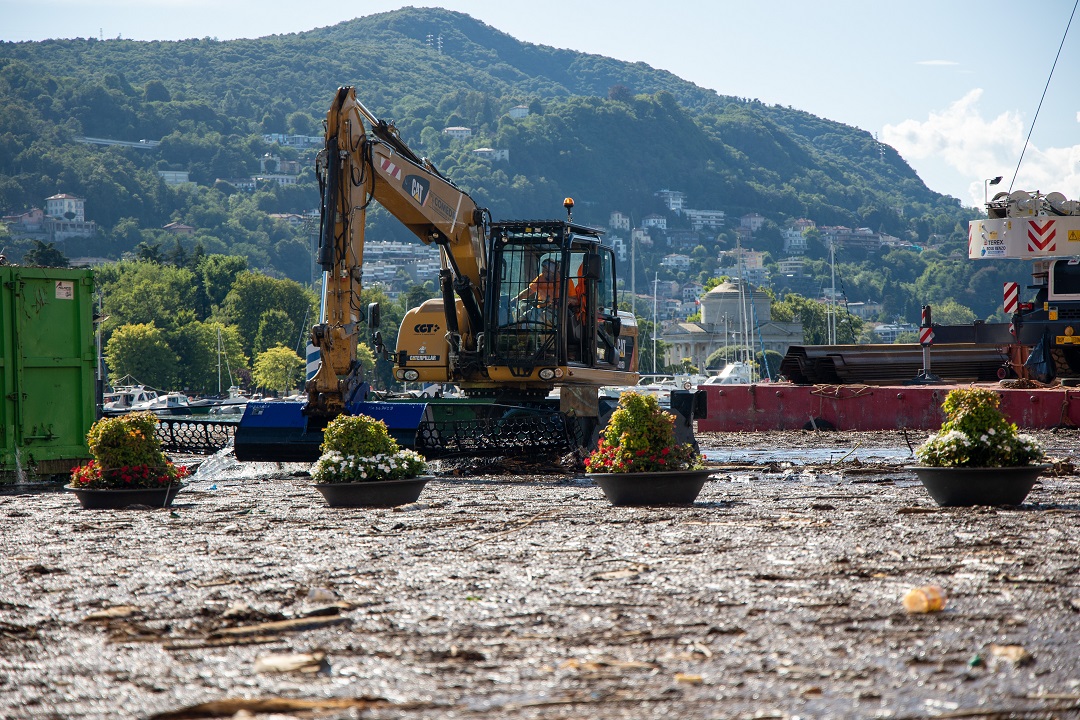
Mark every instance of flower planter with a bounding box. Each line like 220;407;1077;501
589;468;714;506
314;477;431;508
66;483;185;510
909;465;1047;507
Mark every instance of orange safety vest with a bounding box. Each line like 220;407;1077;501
526;275;560;305
569;277;587;322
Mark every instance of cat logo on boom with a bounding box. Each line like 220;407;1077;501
413;323;440;333
404;175;429;206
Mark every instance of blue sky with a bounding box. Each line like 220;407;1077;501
3;0;1078;209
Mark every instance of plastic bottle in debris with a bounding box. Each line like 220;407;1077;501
902;585;946;613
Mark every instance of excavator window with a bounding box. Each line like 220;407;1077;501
587;250;619;366
490;244;561;366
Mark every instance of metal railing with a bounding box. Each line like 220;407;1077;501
156;418;237;455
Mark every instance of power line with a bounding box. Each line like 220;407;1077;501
1009;0;1078;193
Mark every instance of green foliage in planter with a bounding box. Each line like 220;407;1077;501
585;392;703;473
72;412;188;489
87;412;166;469
915;387;1043;468
321;414;399;457
312;414;427;484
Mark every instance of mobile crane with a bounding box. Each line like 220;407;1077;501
235;87;695;462
967;188;1080;379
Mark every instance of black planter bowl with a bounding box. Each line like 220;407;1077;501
908;465;1048;507
314;477;431;508
66;483;185;509
588;468;715;506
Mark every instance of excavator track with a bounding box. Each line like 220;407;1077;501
415;411;581;458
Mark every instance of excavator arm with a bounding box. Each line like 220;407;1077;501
306;86;488;418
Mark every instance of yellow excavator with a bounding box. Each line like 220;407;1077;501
236;87;700;461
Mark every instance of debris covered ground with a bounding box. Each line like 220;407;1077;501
3;429;1080;719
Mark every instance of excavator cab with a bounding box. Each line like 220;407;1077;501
485;221;626;380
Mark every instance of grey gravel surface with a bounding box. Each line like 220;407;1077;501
3;430;1080;719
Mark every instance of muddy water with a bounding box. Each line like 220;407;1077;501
1;430;1079;719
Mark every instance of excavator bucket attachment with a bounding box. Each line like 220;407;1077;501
415;404;582;458
233;400;432;463
233;398;590;462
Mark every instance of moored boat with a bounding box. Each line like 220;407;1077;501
102;385;160;415
128;391;194;416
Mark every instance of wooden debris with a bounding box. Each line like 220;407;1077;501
591;564;650;581
208;615;349;639
82;605;138;622
147;696;401;720
560;658;658;672
253;651;328;674
989;643;1035;667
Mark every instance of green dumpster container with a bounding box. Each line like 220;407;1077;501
1;267;96;481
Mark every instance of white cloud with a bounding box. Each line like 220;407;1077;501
882;89;1080;207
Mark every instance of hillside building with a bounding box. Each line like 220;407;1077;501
472;147;509;161
608;211;631;232
655;189;686;213
2;207;45;232
157;170;191;185
46;194;84;222
782;227;808;255
660;254;691;272
682;208;726;231
641;214;666;231
666;229;703;252
162;222;194;235
262;133;322;148
740;213;765;232
41;194;96;240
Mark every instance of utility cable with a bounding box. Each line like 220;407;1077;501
1009;0;1077;193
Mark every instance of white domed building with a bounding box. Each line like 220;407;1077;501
660;279;803;374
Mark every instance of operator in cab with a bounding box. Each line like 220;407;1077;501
517;257;560;306
515;257;563;325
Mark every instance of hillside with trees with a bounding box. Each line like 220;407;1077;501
0;7;1014;388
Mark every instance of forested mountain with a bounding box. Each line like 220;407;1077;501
0;6;1008;332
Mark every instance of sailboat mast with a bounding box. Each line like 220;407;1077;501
217;329;222;395
652;272;658;374
829;241;837;344
735;235;750;368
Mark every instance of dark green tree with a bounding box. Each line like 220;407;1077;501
104;323;179;389
253;307;298;356
96;261;197;337
219;271;316;357
169;321;247;394
22;240;69;267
